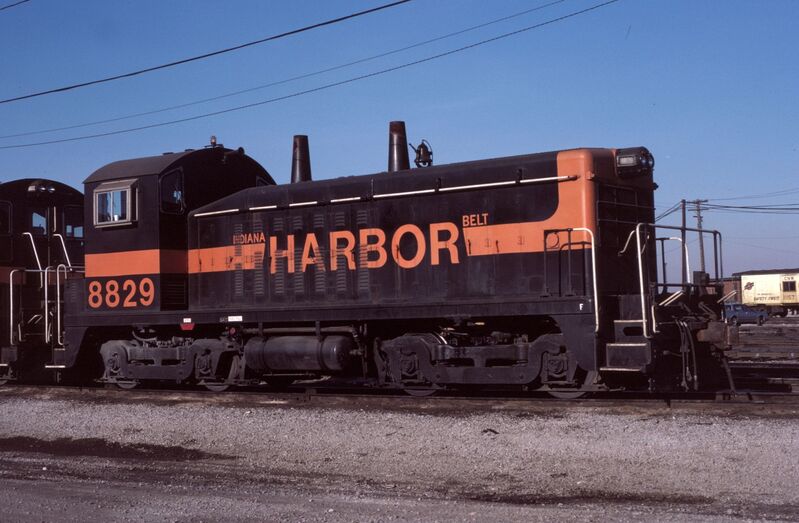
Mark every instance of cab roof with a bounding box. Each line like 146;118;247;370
84;147;275;185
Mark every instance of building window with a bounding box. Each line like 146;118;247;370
94;180;136;227
783;281;796;292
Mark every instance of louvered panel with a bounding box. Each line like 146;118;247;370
252;217;265;297
233;223;244;297
313;213;326;294
292;215;304;297
271;216;285;297
356;209;370;298
333;211;347;295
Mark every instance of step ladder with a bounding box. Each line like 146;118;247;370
601;319;651;372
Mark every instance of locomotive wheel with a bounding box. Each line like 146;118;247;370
202;354;241;393
545;370;597;399
203;382;230;393
403;386;439;397
103;349;136;389
546;388;586;399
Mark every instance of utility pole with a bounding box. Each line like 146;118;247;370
691;199;708;273
681;199;687;287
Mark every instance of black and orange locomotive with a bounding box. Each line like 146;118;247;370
2;123;733;395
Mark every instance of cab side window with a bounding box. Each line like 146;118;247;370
94;180;136;227
160;169;185;214
783;281;796;292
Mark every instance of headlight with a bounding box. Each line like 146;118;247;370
616;147;655;178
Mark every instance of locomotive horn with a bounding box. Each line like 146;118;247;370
291;135;312;183
388;121;410;173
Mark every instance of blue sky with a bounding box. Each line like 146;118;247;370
1;0;797;274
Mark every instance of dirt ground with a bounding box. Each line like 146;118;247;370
1;387;798;522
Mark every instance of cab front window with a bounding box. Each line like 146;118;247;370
0;201;11;234
64;205;84;238
31;209;47;235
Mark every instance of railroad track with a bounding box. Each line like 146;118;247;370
724;321;799;394
735;319;799;349
2;382;798;416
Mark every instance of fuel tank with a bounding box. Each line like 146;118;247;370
244;335;354;373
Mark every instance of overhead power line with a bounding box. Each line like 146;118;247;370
0;0;30;12
0;0;620;150
725;240;799;256
706;186;799;202
0;0;567;140
655;201;682;222
0;0;412;105
703;202;799;215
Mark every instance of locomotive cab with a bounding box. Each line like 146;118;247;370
58;144;272;369
77;144;273;311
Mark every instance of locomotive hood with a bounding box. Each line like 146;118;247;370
189;149;571;218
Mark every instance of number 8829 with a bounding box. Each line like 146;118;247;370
87;278;155;309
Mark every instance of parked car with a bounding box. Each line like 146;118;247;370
724;303;767;326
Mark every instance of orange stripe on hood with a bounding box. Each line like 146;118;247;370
188;244;265;274
85;249;187;277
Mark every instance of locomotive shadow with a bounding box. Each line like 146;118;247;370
0;436;230;462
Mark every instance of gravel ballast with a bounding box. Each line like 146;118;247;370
1;388;798;522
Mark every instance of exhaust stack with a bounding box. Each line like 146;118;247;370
388;121;410;172
291;135;312;183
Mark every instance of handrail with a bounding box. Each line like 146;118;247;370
657;236;692;285
52;233;72;268
634;224;650;338
659;290;685;307
622;222;726;339
6;266;85;347
22;232;43;288
56;265;66;346
44;266;53;342
572;227;599;333
717;290;737;304
544;227;599;333
9;269;20;346
621;225;724;279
